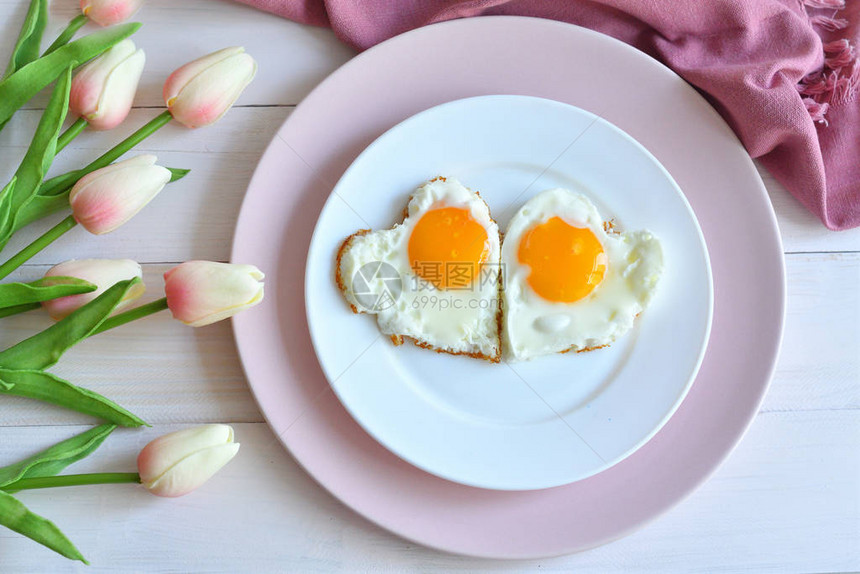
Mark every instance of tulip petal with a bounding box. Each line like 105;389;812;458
42;258;144;320
166;49;257;128
144;442;240;498
70;40;144;130
81;0;142;27
138;424;234;484
138;424;239;497
70;154;155;191
89;49;145;130
70;39;137;120
184;284;263;327
162;47;244;106
164;261;265;327
69;155;170;234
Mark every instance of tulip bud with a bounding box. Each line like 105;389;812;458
164;261;264;327
70;40;145;131
81;0;142;26
163;47;256;129
69;155;171;235
41;259;145;320
138;425;239;498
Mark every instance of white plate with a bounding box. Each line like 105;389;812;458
305;95;713;491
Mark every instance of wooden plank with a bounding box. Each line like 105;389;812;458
0;0;356;109
757;165;860;254
0;253;855;426
762;252;860;413
0;106;291;265
0;411;856;572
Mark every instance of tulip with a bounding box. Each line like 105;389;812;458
41;259;145;320
69;154;171;235
164;47;257;128
3;424;239;503
81;0;143;27
70;40;145;131
34;47;256;210
164;261;264;327
86;260;266;336
0;156;185;282
137;424;240;497
1;423;237;562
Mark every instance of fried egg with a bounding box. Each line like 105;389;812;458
337;178;502;361
501;188;663;361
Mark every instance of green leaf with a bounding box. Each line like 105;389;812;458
167;167;191;182
0;302;40;319
7;190;68;231
0;424;116;488
43;14;88;58
0;369;147;427
0;278;140;370
0;277;96;309
0;177;15;225
0;66;71;251
0;491;88;563
3;0;48;80
0;22;141;130
29;168;77;198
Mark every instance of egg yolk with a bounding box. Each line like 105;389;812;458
408;206;490;290
518;216;607;303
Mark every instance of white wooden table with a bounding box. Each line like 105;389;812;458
1;1;858;571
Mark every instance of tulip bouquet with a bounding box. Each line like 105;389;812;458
0;0;263;563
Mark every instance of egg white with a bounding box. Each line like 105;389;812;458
338;178;502;359
501;188;663;361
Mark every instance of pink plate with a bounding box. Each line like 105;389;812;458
231;16;785;558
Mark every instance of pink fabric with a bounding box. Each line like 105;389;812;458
237;0;860;230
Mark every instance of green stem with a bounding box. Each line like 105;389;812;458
2;473;140;492
0;302;40;319
90;297;168;336
56;117;88;153
40;110;173;198
0;215;77;281
42;14;88;57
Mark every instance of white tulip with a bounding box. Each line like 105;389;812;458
42;259;144;320
70;39;145;130
163;261;264;327
69;155;171;235
137;425;240;498
163;47;256;128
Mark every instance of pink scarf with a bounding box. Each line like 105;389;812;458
239;0;860;230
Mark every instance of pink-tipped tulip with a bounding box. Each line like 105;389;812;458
164;261;264;327
41;259;145;320
69;155;170;235
70;39;145;131
163;47;256;129
138;425;239;498
81;0;142;26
